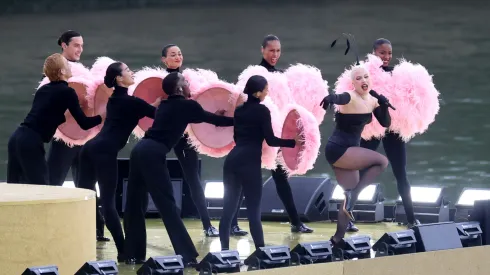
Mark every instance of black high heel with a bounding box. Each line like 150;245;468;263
343;191;355;221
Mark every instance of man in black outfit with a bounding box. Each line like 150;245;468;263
123;72;234;266
46;30;110;240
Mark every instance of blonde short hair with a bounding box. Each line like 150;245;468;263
43;53;67;82
350;65;368;80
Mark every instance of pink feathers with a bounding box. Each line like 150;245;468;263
334;54;440;142
278;104;321;175
186;80;240;158
182;68;219;95
390;59;440;142
260;97;283;170
283;64;329;125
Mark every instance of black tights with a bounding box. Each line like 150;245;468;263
360;132;415;224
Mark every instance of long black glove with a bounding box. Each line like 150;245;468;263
319;92;351;110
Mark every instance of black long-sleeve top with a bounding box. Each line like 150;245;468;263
21;80;102;143
233;96;295;148
144;95;234;149
94;86;156;151
330;92;391;127
259;59;283;73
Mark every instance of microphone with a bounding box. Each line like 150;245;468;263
369;90;396;110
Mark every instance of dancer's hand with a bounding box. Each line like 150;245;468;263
152;97;162;107
320;95;334;110
215;109;226;116
294;134;304;146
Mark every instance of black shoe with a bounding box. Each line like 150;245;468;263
204;226;219;237
125;258;145;265
407;219;421;229
231;225;248;236
343;191;355;221
346;221;359;232
97;236;110;242
184;259;198;268
291;223;314;233
329;236;345;249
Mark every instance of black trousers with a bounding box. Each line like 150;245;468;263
124;139;198;262
219;147;265;250
360;131;416;223
78;141;125;253
173;136;213;229
48;139;106;236
7;126;48;185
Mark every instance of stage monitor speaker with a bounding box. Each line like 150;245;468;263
121;178;183;215
412;222;462;252
22;265;59;275
470;199;490;245
260;176;334;222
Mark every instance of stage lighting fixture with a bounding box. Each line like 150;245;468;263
290;241;332;265
74;260;118;275
456;221;483;247
204;181;224;199
204;180;247;219
372;229;417;257
22;265;59;275
328;183;384;222
454;188;490;222
338;235;372;260
196;250;241;274
244;245;291;271
137;255;184;275
395;186;449;224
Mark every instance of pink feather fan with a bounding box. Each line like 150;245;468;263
128;67;168;138
237;65;294;111
186;80;241;158
283;63;329;125
278;104;321;175
182;68;219;96
37;61;97;147
390;59;440;142
334;54;391;140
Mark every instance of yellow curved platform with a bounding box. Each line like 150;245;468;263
0;183;96;274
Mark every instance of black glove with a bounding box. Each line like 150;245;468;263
377;94;390;106
319;95;334;110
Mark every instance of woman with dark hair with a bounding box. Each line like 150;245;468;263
77;61;161;262
124;72;233;266
160;44;248;237
322;65;391;246
7;53;101;185
218;75;300;251
359;38;419;227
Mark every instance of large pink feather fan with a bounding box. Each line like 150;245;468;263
86;56;117;109
283;63;329;125
186;80;241;158
182;68;219;96
389;59;440;142
128;67;168;138
334;55;391;140
237;65;294;111
36;62;98;147
277;104;321;176
260;96;283;170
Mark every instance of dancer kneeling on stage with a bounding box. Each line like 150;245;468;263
219;75;301;251
7;53;102;185
123;72;234;266
77;61;161;262
321;66;391;246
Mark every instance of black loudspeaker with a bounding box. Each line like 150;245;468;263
244;245;291;271
412;222;463;252
470;199;490;245
372;229;417;256
22;266;59;275
74;260;118;274
117;158;194;216
260;176;334;222
196;251;241;274
137;256;185;275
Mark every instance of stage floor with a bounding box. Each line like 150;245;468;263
99;218;406;274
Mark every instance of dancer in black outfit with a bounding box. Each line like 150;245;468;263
233;35;313;233
219;75;300;250
7;53;102;185
124;72;233;266
45;30;110;241
321;65;390;245
161;44;247;237
77;62;161;262
359;38;419;227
